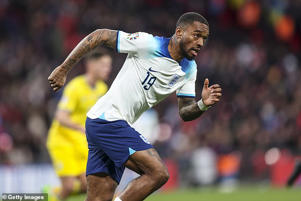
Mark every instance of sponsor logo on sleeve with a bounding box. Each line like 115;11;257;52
168;75;180;87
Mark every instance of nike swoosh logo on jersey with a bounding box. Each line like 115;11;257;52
148;67;158;73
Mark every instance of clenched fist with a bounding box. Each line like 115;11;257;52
48;66;68;91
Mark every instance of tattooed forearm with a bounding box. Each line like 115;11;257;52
61;29;117;72
178;97;204;121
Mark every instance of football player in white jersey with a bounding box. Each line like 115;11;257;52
48;12;222;201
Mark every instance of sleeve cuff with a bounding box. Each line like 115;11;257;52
116;30;120;52
176;93;195;98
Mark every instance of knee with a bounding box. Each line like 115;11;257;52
61;181;75;195
152;168;169;186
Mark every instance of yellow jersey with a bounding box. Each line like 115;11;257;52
47;75;108;148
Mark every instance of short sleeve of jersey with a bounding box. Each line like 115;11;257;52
116;31;155;54
58;81;78;112
176;67;197;98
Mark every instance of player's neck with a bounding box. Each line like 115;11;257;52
168;35;184;62
85;74;96;88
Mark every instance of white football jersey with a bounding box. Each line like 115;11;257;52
87;31;197;124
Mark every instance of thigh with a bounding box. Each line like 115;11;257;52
48;145;79;176
125;159;144;175
86;145;126;184
86;173;117;201
125;148;167;175
73;141;89;174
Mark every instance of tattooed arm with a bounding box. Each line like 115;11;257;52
48;29;117;91
178;97;204;121
178;78;222;121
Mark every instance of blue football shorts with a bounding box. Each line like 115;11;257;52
85;117;153;183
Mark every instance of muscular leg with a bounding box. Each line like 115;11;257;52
86;173;117;201
124;159;144;175
119;148;169;201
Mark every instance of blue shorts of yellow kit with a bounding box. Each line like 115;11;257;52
85;117;153;183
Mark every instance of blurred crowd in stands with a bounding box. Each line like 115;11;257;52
0;0;300;185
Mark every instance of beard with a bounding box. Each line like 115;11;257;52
179;40;194;60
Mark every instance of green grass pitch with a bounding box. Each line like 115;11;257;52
66;186;301;201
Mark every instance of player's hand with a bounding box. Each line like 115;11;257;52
48;66;68;92
201;78;222;106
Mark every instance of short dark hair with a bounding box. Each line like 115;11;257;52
176;12;209;28
86;49;110;61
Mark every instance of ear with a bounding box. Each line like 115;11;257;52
175;27;183;40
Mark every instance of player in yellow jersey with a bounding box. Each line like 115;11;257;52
46;50;112;200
